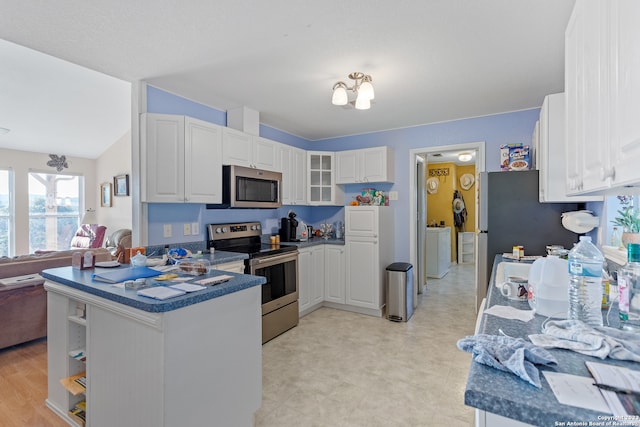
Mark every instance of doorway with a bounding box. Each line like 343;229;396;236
409;142;485;304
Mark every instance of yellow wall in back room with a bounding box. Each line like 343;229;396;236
427;163;476;263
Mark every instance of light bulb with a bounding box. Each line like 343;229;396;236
331;85;348;105
359;80;374;100
355;95;371;110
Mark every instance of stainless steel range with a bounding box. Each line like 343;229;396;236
207;222;299;344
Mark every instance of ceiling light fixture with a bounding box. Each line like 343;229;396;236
331;72;375;110
458;153;473;162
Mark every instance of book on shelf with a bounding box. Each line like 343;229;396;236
60;371;86;395
69;349;86;362
69;401;86;426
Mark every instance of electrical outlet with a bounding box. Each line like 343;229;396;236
183;223;191;236
191;222;199;235
163;224;172;238
389;191;398;201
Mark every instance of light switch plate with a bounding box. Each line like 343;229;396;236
191;223;199;235
183;223;191;236
389;191;398;201
163;224;172;238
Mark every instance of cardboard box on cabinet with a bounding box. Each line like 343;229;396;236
500;143;530;171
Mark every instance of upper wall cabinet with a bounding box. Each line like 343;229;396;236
537;93;601;202
221;127;280;172
565;0;640;195
307;151;344;206
279;144;307;205
141;113;222;203
335;146;394;184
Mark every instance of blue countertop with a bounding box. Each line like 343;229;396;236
41;250;263;313
465;255;640;425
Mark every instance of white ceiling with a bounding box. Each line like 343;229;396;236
0;0;576;159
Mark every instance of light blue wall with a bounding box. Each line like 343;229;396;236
146;86;317;245
145;86;542;262
315;110;541;261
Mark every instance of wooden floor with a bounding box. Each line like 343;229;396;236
0;338;67;427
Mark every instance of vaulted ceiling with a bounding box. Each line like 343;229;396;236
0;0;575;159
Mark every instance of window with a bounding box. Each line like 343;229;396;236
0;169;13;257
28;172;83;252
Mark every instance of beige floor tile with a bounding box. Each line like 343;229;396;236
259;262;476;426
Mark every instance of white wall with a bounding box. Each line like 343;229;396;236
96;130;132;233
0;148;97;255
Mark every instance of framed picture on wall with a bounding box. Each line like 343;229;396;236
100;183;112;207
113;174;129;196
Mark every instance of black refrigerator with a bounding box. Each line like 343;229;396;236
476;170;580;309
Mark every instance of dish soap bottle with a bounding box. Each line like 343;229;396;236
618;243;640;331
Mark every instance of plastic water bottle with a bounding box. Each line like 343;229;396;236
618;243;640;331
568;236;604;326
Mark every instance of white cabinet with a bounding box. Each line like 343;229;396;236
307;151;344;205
458;232;475;265
335;146;394;184
608;1;640;189
141;113;223;203
46;280;261;427
345;206;393;316
565;0;640;195
324;244;346;304
298;245;325;316
46;292;87;426
538;93;601;202
221;127;280;171
279;144;307;205
426;227;450;278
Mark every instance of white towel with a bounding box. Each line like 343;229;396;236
528;319;640;362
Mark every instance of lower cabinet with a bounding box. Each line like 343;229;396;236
324;245;346;304
298;245;325;315
45;280;261;427
298;242;385;318
475;409;536;427
345;237;382;313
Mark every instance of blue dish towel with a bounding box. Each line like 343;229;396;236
529;319;640;362
457;334;558;388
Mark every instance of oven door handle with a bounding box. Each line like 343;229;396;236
250;252;298;266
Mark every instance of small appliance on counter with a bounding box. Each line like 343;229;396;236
279;211;299;242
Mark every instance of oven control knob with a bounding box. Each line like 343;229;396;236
222;227;228;233
215;227;222;234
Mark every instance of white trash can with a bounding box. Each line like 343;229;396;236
386;263;414;322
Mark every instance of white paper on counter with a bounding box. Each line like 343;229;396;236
542;371;611;414
586;361;640;417
483;305;535;322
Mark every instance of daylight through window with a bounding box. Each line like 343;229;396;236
28;172;83;252
0;169;13;257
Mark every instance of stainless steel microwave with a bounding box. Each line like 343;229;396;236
207;165;282;209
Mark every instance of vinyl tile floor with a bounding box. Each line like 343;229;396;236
256;262;477;427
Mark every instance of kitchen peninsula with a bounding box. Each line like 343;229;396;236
466;255;640;426
42;256;265;427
